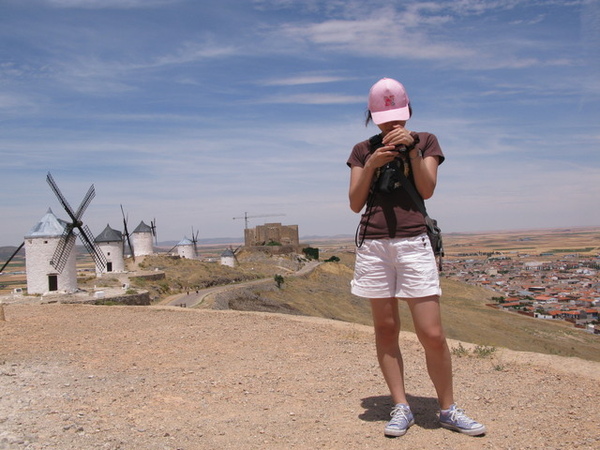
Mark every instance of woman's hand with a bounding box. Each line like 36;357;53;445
381;124;415;148
364;144;398;170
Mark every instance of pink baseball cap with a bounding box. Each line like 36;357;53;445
368;78;411;124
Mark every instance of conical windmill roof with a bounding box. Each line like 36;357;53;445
95;224;123;243
133;221;152;233
177;237;193;246
221;248;235;257
24;208;68;238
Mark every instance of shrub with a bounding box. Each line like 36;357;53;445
274;274;284;289
473;345;497;358
451;343;469;357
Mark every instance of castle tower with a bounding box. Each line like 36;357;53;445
24;208;77;295
176;237;196;260
131;221;154;257
95;224;125;275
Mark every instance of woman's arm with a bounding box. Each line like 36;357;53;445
381;125;439;199
348;144;398;212
407;150;439;199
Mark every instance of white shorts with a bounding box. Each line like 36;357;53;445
351;234;441;299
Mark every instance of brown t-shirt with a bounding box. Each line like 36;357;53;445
346;132;445;240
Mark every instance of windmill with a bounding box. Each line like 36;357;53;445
230;245;242;265
0;242;24;273
220;246;241;267
46;172;106;273
120;205;135;261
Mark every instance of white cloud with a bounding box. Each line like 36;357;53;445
257;93;364;105
261;75;353;86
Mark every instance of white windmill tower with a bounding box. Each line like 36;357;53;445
23;173;107;294
176;237;195;259
220;246;240;268
95;224;125;275
131;220;155;257
24;208;77;294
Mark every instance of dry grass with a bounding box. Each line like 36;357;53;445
4;228;600;362
201;245;600;363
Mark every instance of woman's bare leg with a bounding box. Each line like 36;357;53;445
370;297;407;405
406;295;454;409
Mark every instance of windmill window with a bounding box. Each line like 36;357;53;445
44;240;48;244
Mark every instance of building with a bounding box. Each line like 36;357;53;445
220;248;236;267
95;224;125;274
24;209;77;295
176;237;197;260
131;221;154;257
244;222;299;248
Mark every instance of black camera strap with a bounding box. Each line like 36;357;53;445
355;188;375;248
395;170;428;218
396;169;443;270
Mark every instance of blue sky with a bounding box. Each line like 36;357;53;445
1;0;599;246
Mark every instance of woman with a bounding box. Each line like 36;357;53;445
347;78;486;438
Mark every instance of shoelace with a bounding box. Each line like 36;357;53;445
389;406;411;426
446;407;476;427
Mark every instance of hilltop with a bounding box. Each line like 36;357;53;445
1;304;598;449
3;227;599;362
2;229;600;448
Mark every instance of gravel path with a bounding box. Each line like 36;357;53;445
1;304;598;449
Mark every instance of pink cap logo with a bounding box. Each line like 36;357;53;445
368;78;411;124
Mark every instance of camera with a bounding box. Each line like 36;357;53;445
368;134;407;193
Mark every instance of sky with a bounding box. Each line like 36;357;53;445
1;0;599;247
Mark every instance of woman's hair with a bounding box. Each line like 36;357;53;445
365;104;413;126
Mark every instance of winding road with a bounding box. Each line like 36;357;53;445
159;260;321;308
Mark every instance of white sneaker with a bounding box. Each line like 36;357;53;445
384;403;415;437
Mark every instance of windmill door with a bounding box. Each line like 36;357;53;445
48;275;58;291
106;262;113;272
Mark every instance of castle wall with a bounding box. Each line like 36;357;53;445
245;223;299;247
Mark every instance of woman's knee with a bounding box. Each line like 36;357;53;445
417;328;447;351
373;319;400;343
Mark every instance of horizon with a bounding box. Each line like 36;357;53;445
1;1;599;246
2;224;599;250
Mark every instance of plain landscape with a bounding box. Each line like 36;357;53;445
1;227;599;449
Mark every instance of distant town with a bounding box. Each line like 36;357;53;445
443;239;600;335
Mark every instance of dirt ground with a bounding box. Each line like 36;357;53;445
1;303;599;449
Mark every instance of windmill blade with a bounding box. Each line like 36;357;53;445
120;205;135;261
0;242;24;273
46;172;78;223
73;184;96;222
77;224;107;270
46;172;105;273
50;227;77;273
151;218;157;244
230;246;240;264
192;227;199;253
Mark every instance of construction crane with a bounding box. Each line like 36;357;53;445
232;212;285;230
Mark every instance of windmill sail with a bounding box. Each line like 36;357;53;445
120;205;135;261
46;172;106;272
0;242;25;273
